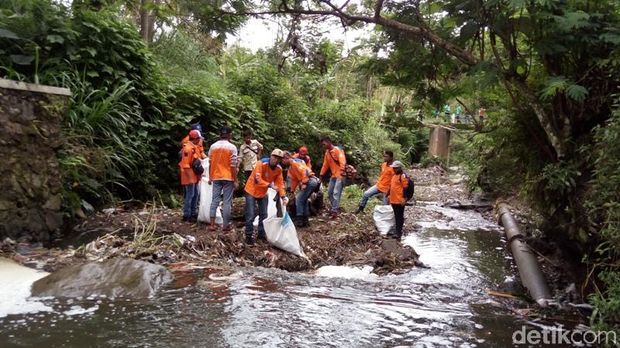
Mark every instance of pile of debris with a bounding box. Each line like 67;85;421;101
2;203;419;274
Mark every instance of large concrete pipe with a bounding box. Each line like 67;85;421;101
497;203;552;307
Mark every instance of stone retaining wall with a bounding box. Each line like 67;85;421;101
0;79;70;243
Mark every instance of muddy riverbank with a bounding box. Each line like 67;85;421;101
0;165;586;303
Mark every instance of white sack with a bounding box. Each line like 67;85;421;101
373;205;395;235
197;158;223;224
263;212;306;258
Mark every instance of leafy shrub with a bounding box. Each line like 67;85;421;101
586;101;620;335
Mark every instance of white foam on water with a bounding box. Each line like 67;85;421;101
315;265;377;280
64;305;99;316
0;258;53;318
416;204;499;231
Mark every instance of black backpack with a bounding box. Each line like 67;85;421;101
192;158;204;176
403;174;415;201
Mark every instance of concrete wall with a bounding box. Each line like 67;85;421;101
0;79;70;243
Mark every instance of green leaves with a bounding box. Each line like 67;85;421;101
540;76;589;102
0;28;20;39
554;11;591;31
46;34;64;44
566;84;589;103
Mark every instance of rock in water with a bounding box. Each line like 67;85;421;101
31;258;173;298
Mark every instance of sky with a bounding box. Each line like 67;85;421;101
225;15;374;53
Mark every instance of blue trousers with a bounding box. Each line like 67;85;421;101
210;180;234;226
296;177;319;217
327;177;343;213
359;185;388;209
245;194;268;238
182;183;198;219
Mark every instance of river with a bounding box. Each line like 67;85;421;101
1;203;548;347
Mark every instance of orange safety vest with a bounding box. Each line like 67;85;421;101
376;162;395;193
208;140;238;181
179;142;199;185
244;159;286;198
181;136;205;159
387;174;409;205
319;147;346;179
288;159;315;192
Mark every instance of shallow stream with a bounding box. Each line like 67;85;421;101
1;203;547;347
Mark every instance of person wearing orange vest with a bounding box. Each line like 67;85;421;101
180;123;206;158
355;150;395;213
292;146;312;169
207;126;238;232
244;149;287;245
319;135;346;218
179;130;202;222
386;161;409;241
283;151;319;227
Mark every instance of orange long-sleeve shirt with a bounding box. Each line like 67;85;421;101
244;159;286;199
320;147;346;179
179;142;200;185
387;174;409;205
376;162;395;193
288;159;315;192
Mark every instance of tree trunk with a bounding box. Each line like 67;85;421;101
139;0;152;44
509;77;569;159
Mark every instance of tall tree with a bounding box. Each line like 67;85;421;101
217;0;619;161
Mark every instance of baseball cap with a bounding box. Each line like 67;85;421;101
390;161;404;169
271;149;285;158
189;130;201;140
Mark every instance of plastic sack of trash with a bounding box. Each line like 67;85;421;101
263;212;306;258
253;188;278;227
197;158;223;224
373;205;395;235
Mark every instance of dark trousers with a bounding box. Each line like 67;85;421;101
391;204;405;237
245;194;268;238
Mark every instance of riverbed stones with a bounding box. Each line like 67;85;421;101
31;258;173;298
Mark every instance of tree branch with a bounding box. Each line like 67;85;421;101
218;1;479;66
374;0;384;19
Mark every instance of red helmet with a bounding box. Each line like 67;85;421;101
189;130;201;140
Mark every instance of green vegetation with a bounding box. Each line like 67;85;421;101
587;101;620;333
0;0;403;214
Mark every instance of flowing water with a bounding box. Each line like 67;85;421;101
1;204;539;347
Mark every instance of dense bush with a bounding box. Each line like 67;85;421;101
587;101;620;333
0;0;413;219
